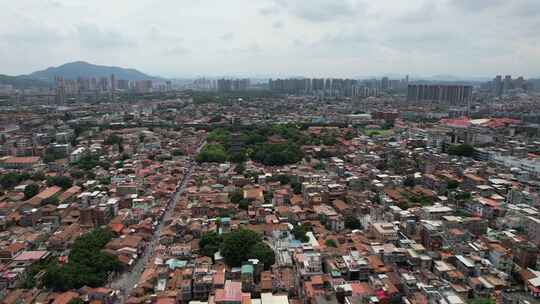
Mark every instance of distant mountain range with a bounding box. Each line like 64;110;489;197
0;61;161;89
25;61;157;81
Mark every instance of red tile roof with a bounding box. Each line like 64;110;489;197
52;291;79;304
440;117;471;128
13;250;49;261
2;156;41;164
215;280;242;303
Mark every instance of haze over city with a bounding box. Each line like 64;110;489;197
4;1;540;304
1;0;540;78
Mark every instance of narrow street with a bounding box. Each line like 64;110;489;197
111;141;205;303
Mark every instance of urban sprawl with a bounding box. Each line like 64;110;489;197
1;74;540;304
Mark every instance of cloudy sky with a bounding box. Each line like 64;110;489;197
1;0;539;78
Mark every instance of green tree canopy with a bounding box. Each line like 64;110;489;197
24;183;40;199
199;231;223;258
70;170;85;179
468;298;495;304
291;182;302;194
230;190;243;204
218;229;275;269
76;154;110;171
234;163;246;175
292;224;309;243
43;228;122;291
251;143;303;166
0;172;30;189
321;131;338;146
47;176;73;190
104;133;123;146
344;131;354;140
220;229;261;267
238;199;250;211
172;149;185;156
31;171;46;181
325;239;338;248
403;176;416;188
456;191;472;200
447;144;475;157
207;129;231;144
43;148;66;163
41;196;59;206
344;215;362;230
447;180;460;189
270;174;291;185
201;125;309;166
197;144;228;163
248;242;275;269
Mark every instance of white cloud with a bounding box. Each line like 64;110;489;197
0;0;539;78
270;0;361;22
76;25;135;49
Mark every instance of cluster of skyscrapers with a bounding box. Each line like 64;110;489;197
189;78;251;92
406;84;473;105
268;77;409;97
217;79;250;92
0;84;14;95
492;75;527;96
54;75;163;104
54;75;156;96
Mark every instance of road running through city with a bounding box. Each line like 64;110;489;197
111;141;205;303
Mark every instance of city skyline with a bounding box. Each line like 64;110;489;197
1;0;540;78
6;60;532;82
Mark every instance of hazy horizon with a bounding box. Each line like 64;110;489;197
16;61;504;81
2;0;540;78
